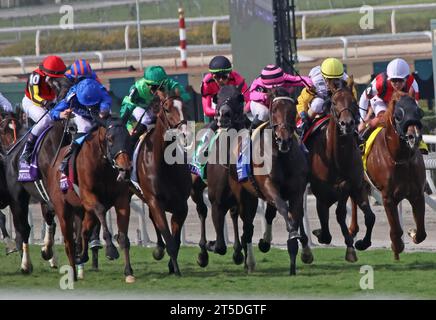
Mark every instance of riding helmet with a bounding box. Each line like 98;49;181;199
143;66;168;86
208;56;232;73
76;78;103;106
320;58;344;79
39;55;67;78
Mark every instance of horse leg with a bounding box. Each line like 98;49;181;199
0;211;16;255
10;198;33;274
351;191;376;251
336;198;357;262
229;206;243;265
408;195;427;244
190;180;208;267
238;191;258;273
40;203;56;265
114;196;135;283
168;203;188;275
56;203;77;281
287;192;306;275
258;203;276;253
77;210;96;265
149;213;166;261
313;200;332;244
83;196;118;261
90;222;101;270
148;198;181;275
383;196;404;260
348;198;359;238
208;201;228;256
299;218;314;264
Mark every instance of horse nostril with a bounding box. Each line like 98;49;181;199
340;121;346;127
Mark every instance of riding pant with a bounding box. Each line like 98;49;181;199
71;113;94;134
21;96;52;136
132;107;156;126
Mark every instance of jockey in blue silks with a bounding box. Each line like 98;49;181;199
50;78;111;177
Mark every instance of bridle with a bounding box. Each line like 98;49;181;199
158;96;187;130
268;96;295;151
99;122;131;170
330;88;358;135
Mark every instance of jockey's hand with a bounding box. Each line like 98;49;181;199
307;85;317;96
358;121;367;133
60;108;73;119
99;111;110;119
300;111;310;124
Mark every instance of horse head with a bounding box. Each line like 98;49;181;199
0;112;21;151
215;84;244;129
268;87;296;153
103;117;133;182
330;79;358;136
391;95;424;150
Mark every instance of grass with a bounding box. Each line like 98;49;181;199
0;244;435;299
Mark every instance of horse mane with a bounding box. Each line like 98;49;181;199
383;91;403;128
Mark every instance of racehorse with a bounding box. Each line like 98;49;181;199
4;121;69;273
47;117;134;282
190;85;246;268
227;87;309;275
0;112;22;252
349;94;426;259
306;81;375;262
131;91;191;276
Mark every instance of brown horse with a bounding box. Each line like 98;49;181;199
227;88;309;275
47;117;134;281
307;83;375;262
190;85;246;268
132;93;191;276
349;94;426;259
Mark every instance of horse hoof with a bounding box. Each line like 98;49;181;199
355;239;372;251
206;240;216;252
41;248;53;261
214;246;227;256
197;252;209;268
77;267;84;280
345;247;358;263
301;247;314;264
312;229;332;244
125;275;136;283
20;265;33;274
233;251;244;265
391;241;405;257
246;264;256;273
152;246;165;261
105;246;119;260
258;239;271;253
290;266;296;276
5;246;18;255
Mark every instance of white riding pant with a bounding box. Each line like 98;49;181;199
21;96;52;136
309;97;325;114
370;96;387;116
71;113;93;134
132;107;156;126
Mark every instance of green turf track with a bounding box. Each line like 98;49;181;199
0;244;435;299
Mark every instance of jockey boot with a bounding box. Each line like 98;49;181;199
130;123;147;147
358;126;373;154
60;142;80;175
19;133;37;165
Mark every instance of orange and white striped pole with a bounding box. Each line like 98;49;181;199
178;7;187;68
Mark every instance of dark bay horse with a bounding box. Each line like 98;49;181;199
307;82;375;262
133;93;191;276
0;112;22;252
349;94;426;259
47;117;134;282
190;85;246;268
4;122;68;272
227;88;309;275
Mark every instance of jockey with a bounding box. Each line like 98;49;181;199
358;58;419;133
19;55;69;166
246;64;311;128
296;57;355;135
120;65;190;145
0;92;13;113
65;59;101;84
201;55;249;127
50;78;112;177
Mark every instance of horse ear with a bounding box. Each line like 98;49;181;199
346;75;354;89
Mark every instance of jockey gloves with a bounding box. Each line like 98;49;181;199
260;65;285;88
321;58;344;79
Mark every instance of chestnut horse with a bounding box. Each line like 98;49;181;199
307;83;375;262
47;117;134;281
349;94;426;259
227;88;309;275
190;85;246;268
133;93;191;276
